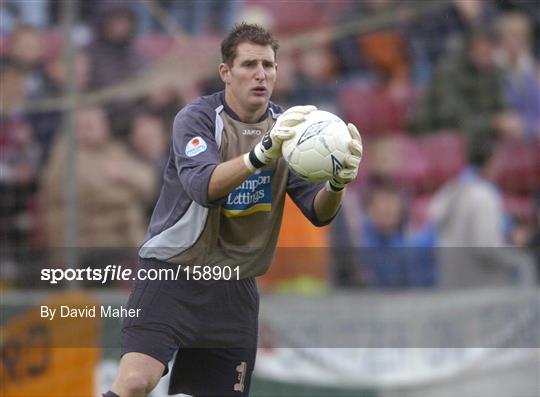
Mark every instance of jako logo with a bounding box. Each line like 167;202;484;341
243;129;262;135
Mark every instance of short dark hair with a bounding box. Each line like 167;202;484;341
221;22;279;66
468;138;495;168
465;25;497;46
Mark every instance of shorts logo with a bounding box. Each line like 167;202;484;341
185;136;207;157
222;171;272;217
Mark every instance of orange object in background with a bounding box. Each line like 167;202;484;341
359;30;409;83
1;293;100;397
259;196;330;292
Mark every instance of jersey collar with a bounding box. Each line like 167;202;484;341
220;91;269;123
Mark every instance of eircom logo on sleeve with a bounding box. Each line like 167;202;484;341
185;136;207;157
222;171;272;217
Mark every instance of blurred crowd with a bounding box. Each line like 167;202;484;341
1;0;539;290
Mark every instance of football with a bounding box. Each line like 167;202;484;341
282;110;352;183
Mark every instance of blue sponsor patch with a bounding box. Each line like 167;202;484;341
222;171;272;217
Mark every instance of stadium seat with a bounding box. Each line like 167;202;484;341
421;131;466;189
338;82;377;134
503;194;536;219
135;34;175;61
338;82;417;135
391;135;430;191
494;140;540;193
245;0;329;33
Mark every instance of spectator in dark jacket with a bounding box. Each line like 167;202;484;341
413;26;522;141
86;0;146;138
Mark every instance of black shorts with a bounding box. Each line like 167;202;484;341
121;258;259;396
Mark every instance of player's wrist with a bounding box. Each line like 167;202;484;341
325;179;345;192
244;149;266;173
247;141;273;171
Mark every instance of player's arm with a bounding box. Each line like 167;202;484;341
313;123;363;222
313;186;345;222
207;106;316;202
207;156;253;202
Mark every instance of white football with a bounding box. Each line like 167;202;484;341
282;110;351;183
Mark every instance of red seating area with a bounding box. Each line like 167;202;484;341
245;0;331;34
0;31;218;65
134;34;220;63
493;140;540;194
2;27;536;239
339;83;418;135
391;135;430;190
422;132;467;189
358;131;537;227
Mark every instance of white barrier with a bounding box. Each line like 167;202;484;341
255;288;540;396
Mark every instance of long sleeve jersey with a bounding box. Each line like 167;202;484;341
139;91;331;278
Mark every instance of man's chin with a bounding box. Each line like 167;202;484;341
247;95;269;109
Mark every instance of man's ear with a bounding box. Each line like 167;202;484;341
219;63;231;85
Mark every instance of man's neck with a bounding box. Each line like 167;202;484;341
224;90;267;124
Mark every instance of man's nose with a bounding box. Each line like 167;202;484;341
254;64;266;80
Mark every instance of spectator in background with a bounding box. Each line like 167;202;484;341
0;119;40;254
134;0;238;34
510;215;538;248
41;106;156;248
494;0;540;59
291;45;339;113
129;113;168;173
4;25;47;100
358;0;410;87
87;0;146;138
333;179;435;288
0;0;49;35
333;0;411;87
496;11;540;141
129;112;168;217
270;51;298;109
430;140;536;288
0;62;25;114
431;140;503;248
408;0;497;82
413;26;523;141
0;61;40;256
28;49;91;164
139;77;185;133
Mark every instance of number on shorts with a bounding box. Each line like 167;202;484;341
234;361;247;392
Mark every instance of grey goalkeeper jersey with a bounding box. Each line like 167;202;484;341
139;91;331;278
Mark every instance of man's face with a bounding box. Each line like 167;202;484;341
468;37;495;72
11;30;43;69
221;42;277;114
75;108;109;147
367;190;403;236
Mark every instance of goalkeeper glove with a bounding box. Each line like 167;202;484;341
326;123;363;192
244;105;317;172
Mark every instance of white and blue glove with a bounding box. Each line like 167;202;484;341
326;123;363;192
244;105;317;172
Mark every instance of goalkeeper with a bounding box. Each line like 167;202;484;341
103;22;362;397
